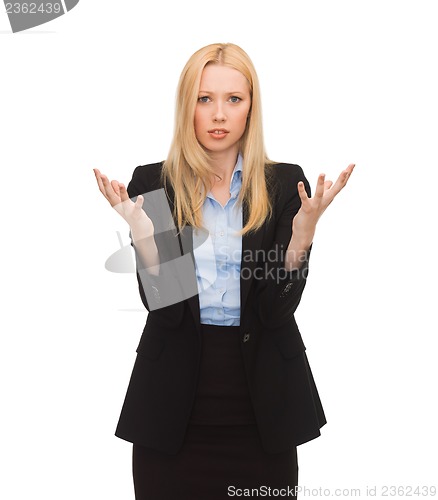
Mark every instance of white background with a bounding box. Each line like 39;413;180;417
1;1;437;498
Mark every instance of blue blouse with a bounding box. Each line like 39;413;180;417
192;154;243;326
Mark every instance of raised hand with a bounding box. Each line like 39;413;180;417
93;168;151;228
283;163;355;270
94;169;159;273
292;164;355;241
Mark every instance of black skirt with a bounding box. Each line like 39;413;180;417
132;324;298;499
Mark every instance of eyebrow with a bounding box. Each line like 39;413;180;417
198;90;246;95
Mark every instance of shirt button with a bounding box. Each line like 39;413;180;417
219;230;224;237
243;333;250;343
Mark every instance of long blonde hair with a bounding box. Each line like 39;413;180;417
162;43;275;236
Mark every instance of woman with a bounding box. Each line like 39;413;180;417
94;43;354;499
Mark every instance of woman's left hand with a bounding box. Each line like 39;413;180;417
292;163;356;243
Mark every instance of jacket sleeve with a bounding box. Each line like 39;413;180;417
254;164;312;328
126;165;198;313
126;165;155;312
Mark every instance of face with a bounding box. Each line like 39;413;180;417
194;64;251;156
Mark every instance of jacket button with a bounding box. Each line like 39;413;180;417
151;286;160;302
243;332;250;343
280;282;293;297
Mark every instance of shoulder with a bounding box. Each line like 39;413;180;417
266;162;309;199
268;162;306;181
131;161;164;183
127;161;165;198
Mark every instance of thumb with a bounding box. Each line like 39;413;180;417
135;194;144;208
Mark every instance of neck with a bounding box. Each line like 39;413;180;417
209;147;240;184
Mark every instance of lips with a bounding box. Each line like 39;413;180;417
208;128;229;134
207;128;229;139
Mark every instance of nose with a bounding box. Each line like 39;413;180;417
213;101;226;122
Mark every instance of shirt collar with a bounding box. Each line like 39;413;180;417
233;153;243;179
230;153;243;198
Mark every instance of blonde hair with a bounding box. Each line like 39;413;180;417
162;43;275;236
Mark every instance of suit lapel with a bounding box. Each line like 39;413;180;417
240;201;265;318
177;199;265;331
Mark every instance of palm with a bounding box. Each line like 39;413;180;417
93;168;150;226
293;163;355;235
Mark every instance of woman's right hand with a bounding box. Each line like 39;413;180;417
93;168;152;229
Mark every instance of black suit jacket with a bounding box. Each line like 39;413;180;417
114;161;327;454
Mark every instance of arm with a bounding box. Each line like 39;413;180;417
285;164;356;270
94;166;160;275
125;166;198;312
253;165;311;328
94;166;163;312
254;163;355;328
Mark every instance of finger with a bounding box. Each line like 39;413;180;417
342;163;355;180
297;181;309;203
340;163;355;184
119;183;130;202
314;173;326;199
93;169;107;196
324;180;333;190
100;174;114;196
100;175;122;205
135;194;144;209
111;180;121;197
330;163;355;196
94;170;112;200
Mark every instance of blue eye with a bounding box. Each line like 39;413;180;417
198;96;210;103
229;96;241;103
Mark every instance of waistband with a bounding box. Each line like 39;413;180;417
200;323;241;334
